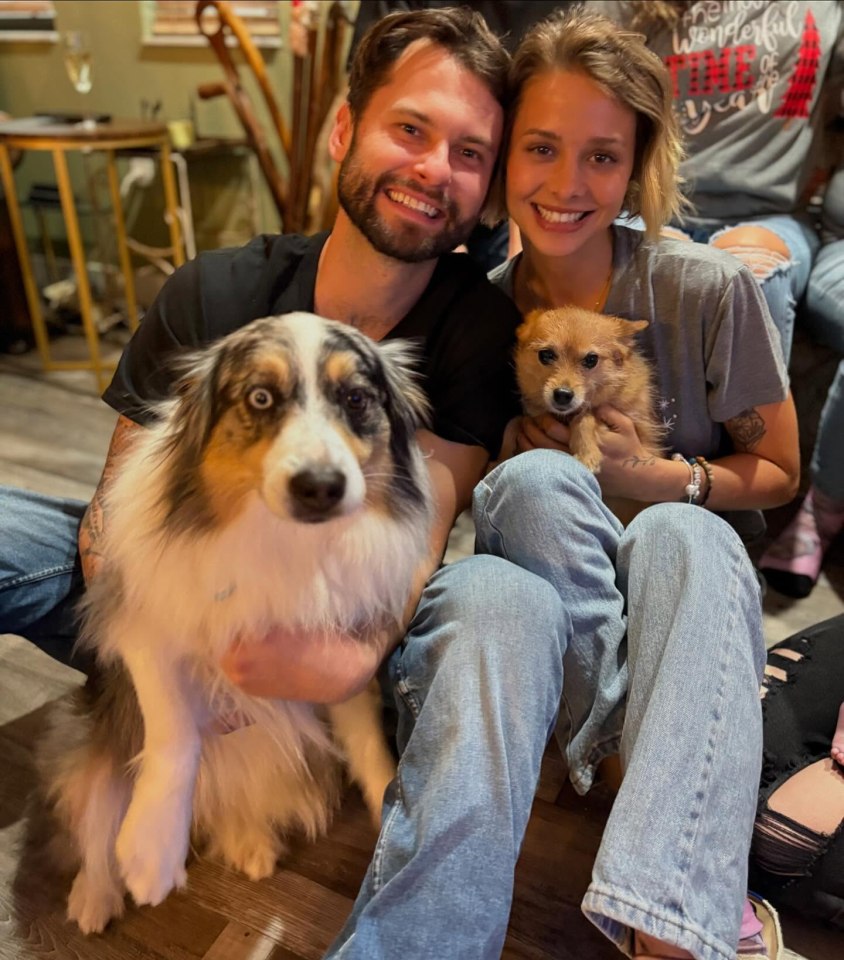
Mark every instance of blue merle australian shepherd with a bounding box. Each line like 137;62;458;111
39;312;433;933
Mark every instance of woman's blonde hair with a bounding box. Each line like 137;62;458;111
489;8;687;238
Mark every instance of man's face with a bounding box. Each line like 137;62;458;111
333;40;503;263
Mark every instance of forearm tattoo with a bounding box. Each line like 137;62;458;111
727;408;766;452
80;417;138;578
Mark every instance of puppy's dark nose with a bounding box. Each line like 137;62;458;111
552;387;574;408
289;467;346;515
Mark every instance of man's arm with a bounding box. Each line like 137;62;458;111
221;430;488;703
79;415;144;583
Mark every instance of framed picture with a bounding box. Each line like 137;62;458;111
0;0;56;42
140;0;282;48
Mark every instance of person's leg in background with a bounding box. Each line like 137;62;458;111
708;215;820;364
324;554;567;960
0;484;89;670
751;615;844;929
758;238;844;598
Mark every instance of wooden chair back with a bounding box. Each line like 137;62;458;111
195;0;351;235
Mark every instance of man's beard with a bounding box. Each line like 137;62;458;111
337;151;477;263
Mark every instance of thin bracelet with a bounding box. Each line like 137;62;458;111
695;456;714;507
671;453;701;503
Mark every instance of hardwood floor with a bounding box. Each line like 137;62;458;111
1;330;842;959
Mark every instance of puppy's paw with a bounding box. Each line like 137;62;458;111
67;868;125;934
576;449;603;474
116;799;189;906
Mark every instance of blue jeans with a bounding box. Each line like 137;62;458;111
0;485;89;669
328;452;766;960
2;468;766;960
803;239;844;502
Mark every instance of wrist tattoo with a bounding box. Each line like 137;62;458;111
623;455;656;468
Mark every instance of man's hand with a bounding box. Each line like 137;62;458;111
221;626;388;704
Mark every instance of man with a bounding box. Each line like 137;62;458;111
1;7;519;680
2;10;563;956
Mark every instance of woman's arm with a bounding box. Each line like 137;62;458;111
516;391;800;511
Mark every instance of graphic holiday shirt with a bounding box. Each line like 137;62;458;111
598;1;843;222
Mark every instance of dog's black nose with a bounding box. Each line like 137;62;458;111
552;387;574;408
289;467;346;515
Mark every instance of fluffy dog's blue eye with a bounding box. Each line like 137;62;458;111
538;348;556;365
345;388;369;411
247;386;274;410
582;353;599;369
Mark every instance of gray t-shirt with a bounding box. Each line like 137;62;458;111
489;224;789;538
593;0;844;224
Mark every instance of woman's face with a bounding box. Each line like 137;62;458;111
506;69;637;259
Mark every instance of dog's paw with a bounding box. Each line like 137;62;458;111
225;834;283;881
67;869;125;935
116;800;189;906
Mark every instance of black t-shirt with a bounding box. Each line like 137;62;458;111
103;233;522;456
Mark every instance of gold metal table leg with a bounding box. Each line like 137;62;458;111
53;147;107;392
0;143;53;369
105;149;140;333
159;142;185;268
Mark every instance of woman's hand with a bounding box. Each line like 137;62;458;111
221;626;386;704
591;404;662;498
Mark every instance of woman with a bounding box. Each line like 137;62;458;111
479;9;800;959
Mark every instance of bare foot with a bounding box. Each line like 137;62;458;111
634;932;694;958
832;701;844;768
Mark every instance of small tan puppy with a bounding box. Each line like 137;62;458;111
513;305;665;473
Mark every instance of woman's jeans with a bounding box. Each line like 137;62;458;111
327;452;766;960
1;459;766;960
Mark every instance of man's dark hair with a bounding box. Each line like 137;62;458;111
347;7;510;119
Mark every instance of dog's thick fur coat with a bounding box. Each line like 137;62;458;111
39;312;433;934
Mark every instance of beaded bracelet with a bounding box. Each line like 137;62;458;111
671;453;702;503
694;456;714;507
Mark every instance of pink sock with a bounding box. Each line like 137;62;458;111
737;899;765;956
759;487;844;597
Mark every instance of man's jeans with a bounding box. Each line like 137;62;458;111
0;486;87;668
1;460;766;960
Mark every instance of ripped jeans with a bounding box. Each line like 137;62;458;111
668;213;820;364
750;614;844;928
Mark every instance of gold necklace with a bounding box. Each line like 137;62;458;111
594;267;613;312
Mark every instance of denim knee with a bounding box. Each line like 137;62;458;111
398;555;567;720
622;503;764;669
624;503;754;579
485;448;597;499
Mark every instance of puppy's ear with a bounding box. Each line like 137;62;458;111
516;309;544;343
613;317;648;340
